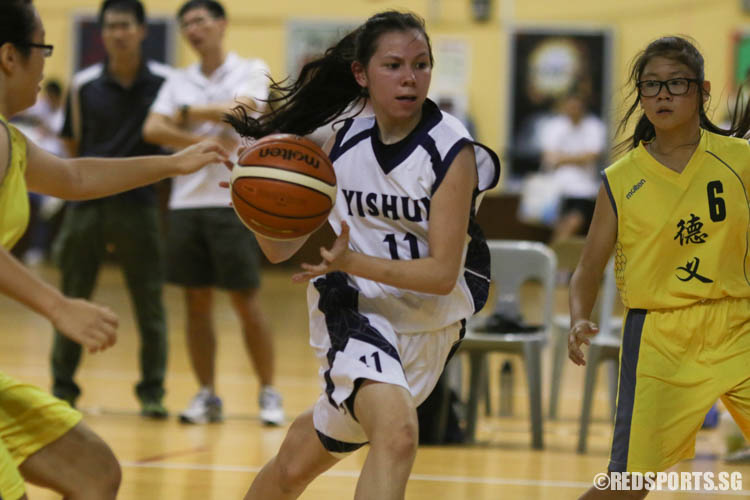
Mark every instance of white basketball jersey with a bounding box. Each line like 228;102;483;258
313;99;500;333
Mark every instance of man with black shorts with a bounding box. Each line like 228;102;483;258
540;91;606;243
142;0;283;425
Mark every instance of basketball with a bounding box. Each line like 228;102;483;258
230;134;336;240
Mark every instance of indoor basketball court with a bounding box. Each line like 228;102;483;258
2;265;746;499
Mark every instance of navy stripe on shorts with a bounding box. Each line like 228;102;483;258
609;308;647;472
313;272;401;415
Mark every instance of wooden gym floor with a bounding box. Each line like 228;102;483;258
1;264;748;499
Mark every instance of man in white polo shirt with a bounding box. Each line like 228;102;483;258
540;91;606;244
143;0;284;426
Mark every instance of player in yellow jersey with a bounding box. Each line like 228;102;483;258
0;1;231;498
568;35;750;499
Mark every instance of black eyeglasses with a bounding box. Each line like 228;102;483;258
16;43;54;58
637;78;699;97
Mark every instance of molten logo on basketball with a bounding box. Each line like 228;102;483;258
259;147;320;169
232;133;335;240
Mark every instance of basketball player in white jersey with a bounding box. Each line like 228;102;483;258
226;11;500;499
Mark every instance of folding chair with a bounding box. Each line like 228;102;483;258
549;256;622;421
458;240;556;449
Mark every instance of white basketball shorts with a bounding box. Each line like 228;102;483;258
307;273;464;457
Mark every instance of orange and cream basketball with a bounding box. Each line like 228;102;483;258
230;134;336;240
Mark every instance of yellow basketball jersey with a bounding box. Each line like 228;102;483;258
603;130;750;310
0;113;29;250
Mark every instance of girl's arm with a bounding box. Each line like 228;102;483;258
294;144;478;295
24;135;230;200
567;185;617;366
0;246;117;352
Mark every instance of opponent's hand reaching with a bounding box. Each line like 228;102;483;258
172;139;232;174
50;297;119;353
568;320;599;366
292;221;351;283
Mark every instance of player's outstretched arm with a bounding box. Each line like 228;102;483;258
0;246;118;352
24;134;230;200
568;185;617;366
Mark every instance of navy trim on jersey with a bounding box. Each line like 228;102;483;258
329;127;371;164
602;171;618;220
431;139;465;195
328;118;355;163
429;139;502;195
330;99;501;196
313;272;402;409
463;216;491;312
371;100;442;175
316;430;367;454
475;141;502;192
706;150;750;287
608;308;647;473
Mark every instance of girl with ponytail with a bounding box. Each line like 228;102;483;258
232;11;500;500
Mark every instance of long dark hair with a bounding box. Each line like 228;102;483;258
0;0;37;58
615;36;750;154
226;11;433;139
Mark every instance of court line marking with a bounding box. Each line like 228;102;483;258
135;446;208;464
120;461;749;495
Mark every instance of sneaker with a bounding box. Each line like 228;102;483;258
725;447;750;463
259;386;285;426
179;389;223;424
141;401;168;420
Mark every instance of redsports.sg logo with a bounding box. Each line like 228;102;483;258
593;471;743;492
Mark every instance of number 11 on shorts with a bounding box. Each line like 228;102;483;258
359;352;383;373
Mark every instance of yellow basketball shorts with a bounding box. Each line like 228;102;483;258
0;439;24;500
0;370;82;499
609;297;750;473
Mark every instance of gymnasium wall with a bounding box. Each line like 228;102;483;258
34;0;750;184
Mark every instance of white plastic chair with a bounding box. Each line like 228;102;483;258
458;240;557;449
576;258;623;453
549;257;622;422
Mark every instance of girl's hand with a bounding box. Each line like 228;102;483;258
568;320;599;366
51;297;119;353
172;139;232;174
292;221;351;283
218;145;248;191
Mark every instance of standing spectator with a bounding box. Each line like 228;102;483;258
540;91;606;244
51;0;173;418
142;0;284;426
12;79;65;156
